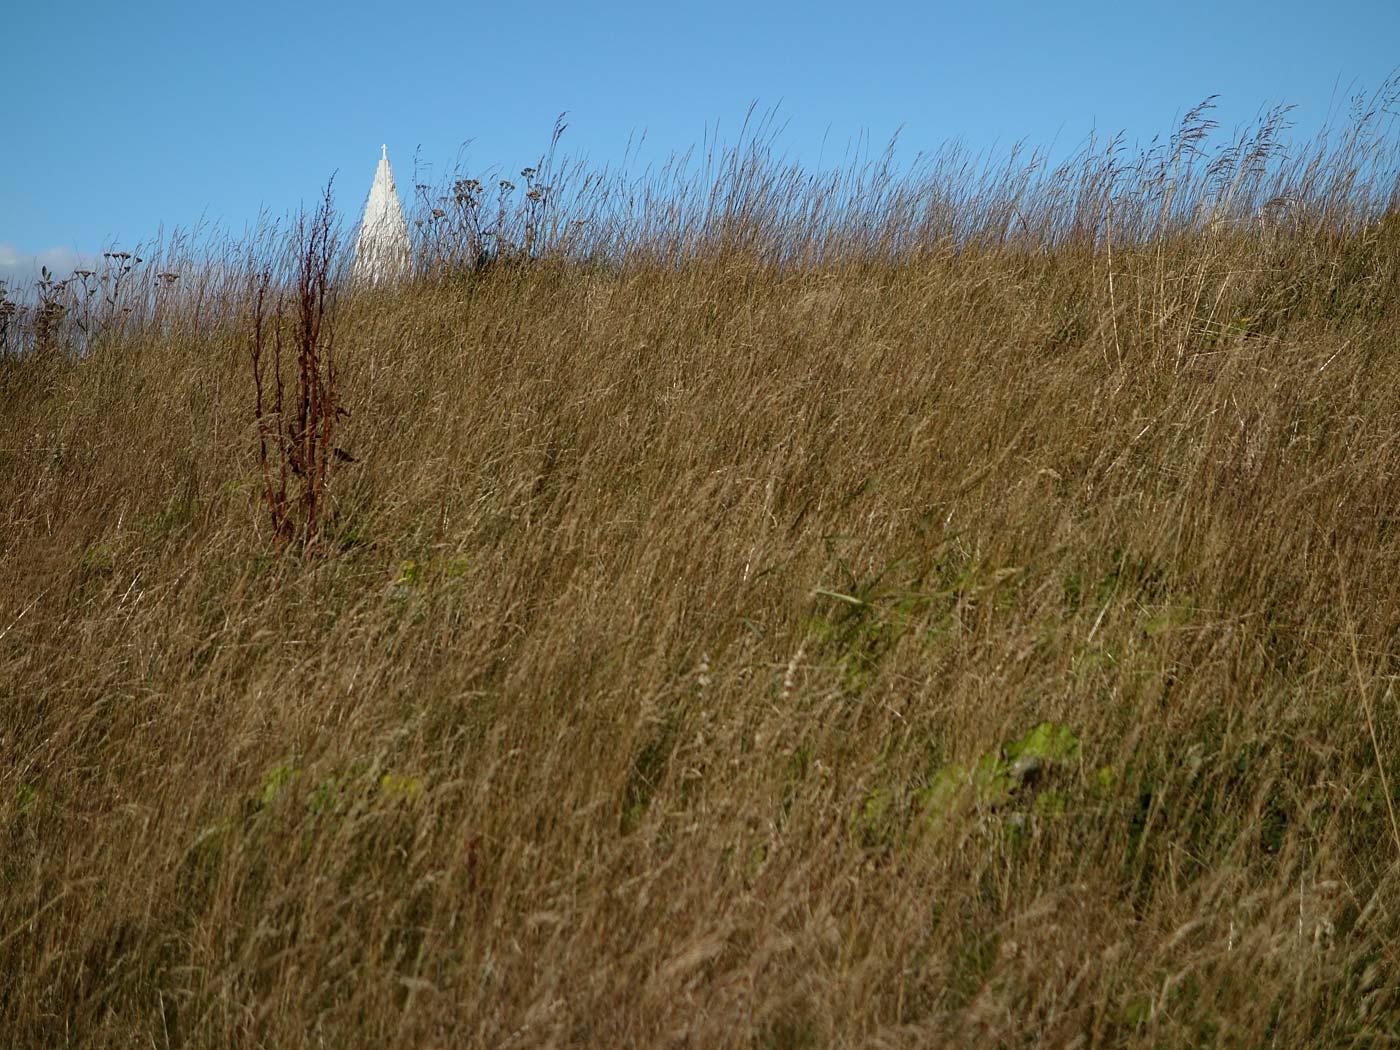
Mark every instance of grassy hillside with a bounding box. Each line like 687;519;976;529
4;106;1400;1046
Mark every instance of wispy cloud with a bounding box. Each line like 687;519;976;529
0;243;99;287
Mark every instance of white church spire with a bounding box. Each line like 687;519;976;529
353;145;411;283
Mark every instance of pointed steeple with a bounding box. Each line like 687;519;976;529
353;145;411;283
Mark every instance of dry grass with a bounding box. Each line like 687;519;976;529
4;95;1400;1047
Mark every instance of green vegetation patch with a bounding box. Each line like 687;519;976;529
853;722;1085;848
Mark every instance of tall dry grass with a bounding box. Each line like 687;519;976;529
4;92;1400;1047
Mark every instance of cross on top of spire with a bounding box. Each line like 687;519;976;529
382;144;388;160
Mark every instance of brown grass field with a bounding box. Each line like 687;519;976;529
4;98;1400;1046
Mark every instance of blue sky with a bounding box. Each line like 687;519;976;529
4;0;1398;281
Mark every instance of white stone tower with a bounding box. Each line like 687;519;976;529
353;145;411;283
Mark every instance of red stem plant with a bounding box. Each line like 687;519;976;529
249;183;342;553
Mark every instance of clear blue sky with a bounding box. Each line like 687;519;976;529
4;0;1398;280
